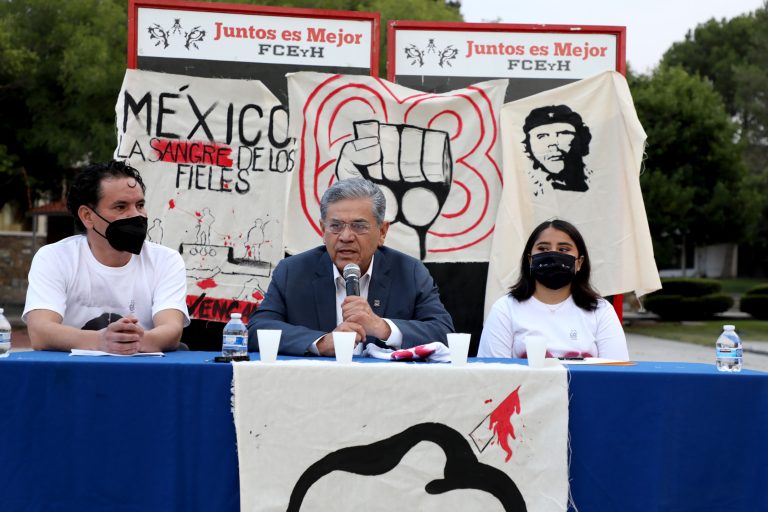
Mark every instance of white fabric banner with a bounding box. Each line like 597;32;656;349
233;361;569;512
284;72;508;262
485;71;660;314
114;69;291;321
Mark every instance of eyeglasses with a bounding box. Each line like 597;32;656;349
325;221;372;235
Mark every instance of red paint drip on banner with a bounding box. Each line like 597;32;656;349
488;385;522;462
168;199;175;209
197;278;218;290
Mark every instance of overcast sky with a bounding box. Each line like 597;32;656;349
459;0;765;73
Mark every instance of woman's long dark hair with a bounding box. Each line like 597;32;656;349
510;219;600;311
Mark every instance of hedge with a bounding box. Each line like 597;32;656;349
642;278;732;320
644;293;734;320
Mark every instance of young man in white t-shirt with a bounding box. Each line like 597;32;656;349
23;160;190;354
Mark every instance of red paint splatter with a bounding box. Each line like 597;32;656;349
196;278;218;290
251;291;264;301
414;345;436;358
150;138;234;167
488;386;522;462
392;350;414;361
484;399;493;404
195;211;201;217
168;199;175;209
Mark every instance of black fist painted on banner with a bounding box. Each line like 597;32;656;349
335;120;453;260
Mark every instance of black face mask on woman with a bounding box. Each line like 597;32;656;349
530;251;577;290
91;209;148;255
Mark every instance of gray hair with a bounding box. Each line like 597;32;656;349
320;178;386;225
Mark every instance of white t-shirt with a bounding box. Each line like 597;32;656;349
477;294;628;360
23;235;190;331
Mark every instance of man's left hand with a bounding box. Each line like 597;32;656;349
341;296;391;340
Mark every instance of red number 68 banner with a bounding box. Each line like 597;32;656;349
284;72;508;262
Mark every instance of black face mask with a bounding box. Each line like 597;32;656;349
91;209;148;255
530;251;577;290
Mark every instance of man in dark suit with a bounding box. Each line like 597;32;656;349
248;178;454;356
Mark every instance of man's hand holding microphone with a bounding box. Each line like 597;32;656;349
315;263;391;356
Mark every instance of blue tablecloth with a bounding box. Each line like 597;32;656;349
1;351;766;512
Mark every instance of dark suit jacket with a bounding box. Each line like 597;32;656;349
247;246;454;356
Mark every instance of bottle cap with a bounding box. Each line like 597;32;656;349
723;324;735;330
231;313;242;319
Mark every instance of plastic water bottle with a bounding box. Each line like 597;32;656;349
222;313;248;359
715;324;742;372
0;308;11;358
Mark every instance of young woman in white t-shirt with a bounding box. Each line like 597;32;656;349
478;219;628;360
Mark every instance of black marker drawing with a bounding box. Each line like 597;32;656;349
287;422;526;512
404;44;425;67
185;26;206;50
180;215;275;296
245;218;270;263
146;18;205;51
234;276;267;302
147;23;170;49
402;40;458;68
335;120;453;260
147;218;164;244
171;18;183;35
522;105;592;196
438;45;459;68
195;207;215;245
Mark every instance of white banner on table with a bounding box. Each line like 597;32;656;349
233;362;569;511
285;72;508;262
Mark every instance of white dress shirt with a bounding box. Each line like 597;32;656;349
308;255;403;354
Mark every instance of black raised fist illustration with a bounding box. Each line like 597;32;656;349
335;120;453;260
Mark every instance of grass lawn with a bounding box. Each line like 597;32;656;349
718;278;768;296
624;319;768;346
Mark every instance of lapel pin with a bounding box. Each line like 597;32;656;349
373;299;381;308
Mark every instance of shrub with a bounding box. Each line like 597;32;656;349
644;293;734;320
648;278;722;297
642;278;732;320
744;284;768;297
740;295;768;319
740;284;768;319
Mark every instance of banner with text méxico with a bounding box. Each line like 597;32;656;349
114;69;289;322
126;1;379;322
234;362;569;512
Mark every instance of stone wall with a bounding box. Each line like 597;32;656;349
0;232;37;307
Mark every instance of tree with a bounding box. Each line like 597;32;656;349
661;2;768;273
629;66;762;267
0;0;128;220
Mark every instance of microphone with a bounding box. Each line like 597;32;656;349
343;263;361;297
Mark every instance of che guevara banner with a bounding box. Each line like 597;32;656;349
485;71;661;314
114;69;292;321
284;72;508;262
233;361;569;511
